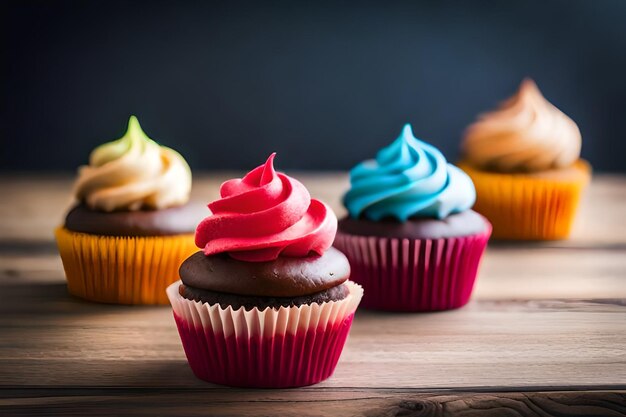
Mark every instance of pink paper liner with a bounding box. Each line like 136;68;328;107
167;281;362;388
333;226;491;312
173;312;354;388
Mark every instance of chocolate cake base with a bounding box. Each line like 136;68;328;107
179;248;350;298
64;202;207;236
337;209;489;239
179;282;349;311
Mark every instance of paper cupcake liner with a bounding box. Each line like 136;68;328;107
458;160;591;240
167;280;363;388
333;228;490;312
55;227;198;305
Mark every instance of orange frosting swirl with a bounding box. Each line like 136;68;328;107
462;79;582;172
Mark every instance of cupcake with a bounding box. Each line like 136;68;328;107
458;79;591;240
167;153;363;388
333;124;491;312
55;116;203;304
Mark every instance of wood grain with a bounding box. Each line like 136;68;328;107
3;246;625;299
0;174;625;416
1;174;625;246
0;280;624;389
1;389;625;416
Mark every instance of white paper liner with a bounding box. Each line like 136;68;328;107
166;280;363;338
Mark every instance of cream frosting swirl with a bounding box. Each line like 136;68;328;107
74;116;192;212
462;79;582;172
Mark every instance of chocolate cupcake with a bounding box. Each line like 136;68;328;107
167;153;362;388
55;116;203;304
334;124;491;312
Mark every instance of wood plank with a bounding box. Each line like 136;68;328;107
0;278;624;389
3;245;625;299
475;246;626;299
1;174;625;246
1;174;625;415
1;389;625;417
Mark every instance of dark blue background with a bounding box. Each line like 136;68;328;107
2;0;625;172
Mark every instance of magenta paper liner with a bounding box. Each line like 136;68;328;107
167;280;363;388
334;227;491;312
173;311;355;388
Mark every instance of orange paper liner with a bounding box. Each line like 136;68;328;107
55;227;198;304
458;160;591;240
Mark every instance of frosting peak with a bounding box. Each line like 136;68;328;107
344;124;476;221
74;116;192;212
195;153;337;262
462;78;582;172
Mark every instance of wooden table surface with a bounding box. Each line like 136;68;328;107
0;174;625;416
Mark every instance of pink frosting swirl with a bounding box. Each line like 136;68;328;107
195;153;337;262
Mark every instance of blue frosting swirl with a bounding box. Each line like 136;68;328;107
343;124;476;221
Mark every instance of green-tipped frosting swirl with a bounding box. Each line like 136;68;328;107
74;116;192;212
